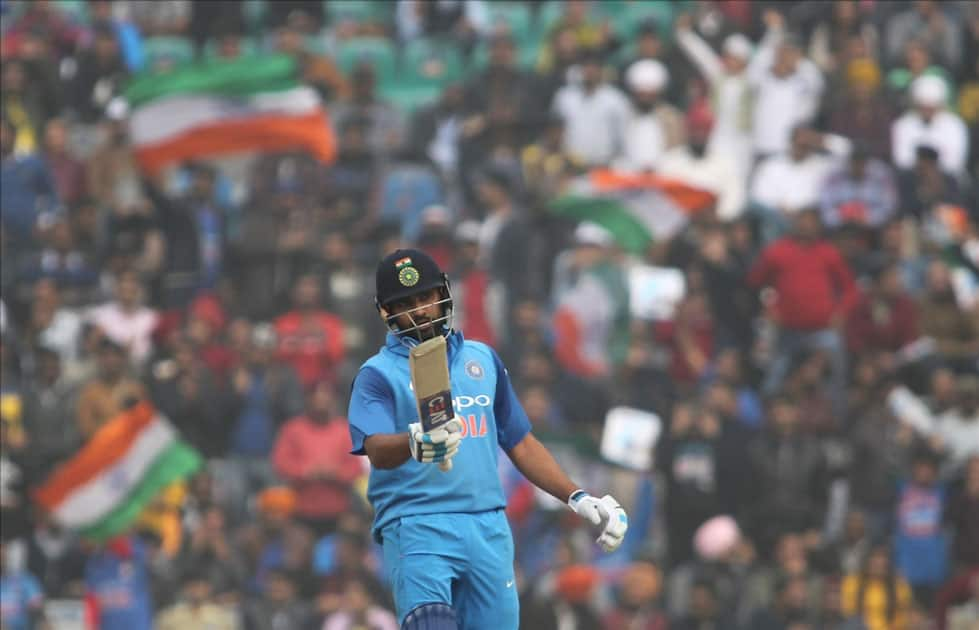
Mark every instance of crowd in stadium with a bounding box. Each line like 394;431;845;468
1;0;978;629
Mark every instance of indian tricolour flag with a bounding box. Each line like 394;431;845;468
34;402;201;541
550;169;718;255
125;54;336;174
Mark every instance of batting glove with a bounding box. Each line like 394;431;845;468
568;490;629;552
409;416;463;472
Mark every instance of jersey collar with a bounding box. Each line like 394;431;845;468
384;330;464;358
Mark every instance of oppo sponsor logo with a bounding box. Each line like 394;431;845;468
453;394;491;409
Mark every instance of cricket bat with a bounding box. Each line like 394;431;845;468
409;336;455;472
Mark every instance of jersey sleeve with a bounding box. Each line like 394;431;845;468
490;349;531;451
347;366;397;455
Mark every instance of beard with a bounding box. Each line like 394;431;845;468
689;141;709;158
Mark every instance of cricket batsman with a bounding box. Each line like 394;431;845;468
347;248;628;629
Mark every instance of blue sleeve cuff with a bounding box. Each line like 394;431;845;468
347;367;397;456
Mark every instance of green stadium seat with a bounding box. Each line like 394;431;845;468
536;1;567;34
485;2;535;44
326;0;393;26
243;0;268;37
402;38;464;88
601;1;677;41
336;37;397;82
382;84;442;114
55;0;90;25
469;39;538;72
143;36;195;68
203;36;260;60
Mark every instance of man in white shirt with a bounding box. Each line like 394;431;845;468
747;11;825;158
657;104;745;221
891;74;969;176
750;126;849;242
616;59;684;172
87;269;159;366
552;50;631;167
675;14;754;181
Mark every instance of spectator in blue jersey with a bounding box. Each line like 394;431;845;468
1;116;59;252
0;538;46;630
83;536;154;630
347;249;628;629
894;450;948;608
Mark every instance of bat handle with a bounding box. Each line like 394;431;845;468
439;460;452;473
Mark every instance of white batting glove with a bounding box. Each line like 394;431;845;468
568;490;629;552
409;416;463;472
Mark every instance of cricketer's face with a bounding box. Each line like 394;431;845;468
385;288;445;340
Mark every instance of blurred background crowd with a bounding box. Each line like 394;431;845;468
1;0;978;629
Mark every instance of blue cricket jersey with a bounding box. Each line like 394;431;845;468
348;331;531;541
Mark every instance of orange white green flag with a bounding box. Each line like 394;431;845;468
124;54;336;174
33;401;201;541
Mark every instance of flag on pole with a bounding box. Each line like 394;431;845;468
550;169;717;255
34;401;201;541
125;54;336;173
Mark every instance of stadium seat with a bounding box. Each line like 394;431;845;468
54;0;90;25
381;84;443;114
536;0;571;34
202;36;259;60
143;36;195;68
485;2;536;44
379;164;444;243
601;1;677;41
243;0;267;36
402;38;464;87
468;39;539;72
336;37;397;82
325;0;393;27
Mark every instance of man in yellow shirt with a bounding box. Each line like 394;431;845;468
155;566;239;630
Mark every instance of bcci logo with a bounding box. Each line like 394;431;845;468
395;257;420;287
398;266;420;287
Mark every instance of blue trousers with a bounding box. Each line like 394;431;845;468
763;327;847;417
380;509;519;629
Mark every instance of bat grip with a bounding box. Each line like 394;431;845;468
439;460;452;472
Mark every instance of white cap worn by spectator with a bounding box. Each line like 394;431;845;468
421;204;452;227
892;74;967;173
722;33;753;60
106;97;130;121
910;74;948;108
454;220;482;244
574;222;616;248
626;59;669;93
252;322;277;348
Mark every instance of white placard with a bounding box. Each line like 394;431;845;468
600;407;662;472
45;600;86;630
628;265;686;321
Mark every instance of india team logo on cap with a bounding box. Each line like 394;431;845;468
398;266;420;287
395;256;420;286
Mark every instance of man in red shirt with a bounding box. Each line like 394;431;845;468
272;380;363;535
845;262;920;359
747;209;858;416
274;273;346;389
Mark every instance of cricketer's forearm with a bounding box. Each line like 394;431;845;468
506;432;579;503
364;433;412;469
